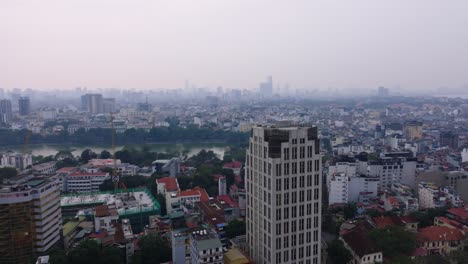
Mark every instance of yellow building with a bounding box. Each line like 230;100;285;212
224;248;250;264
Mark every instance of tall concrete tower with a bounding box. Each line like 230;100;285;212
246;124;322;264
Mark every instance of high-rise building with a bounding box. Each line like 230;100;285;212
440;131;459;149
81;93;103;114
18;96;30;116
403;121;423;140
259;76;273;96
377;86;389;97
102;97;116;113
246;125;322;264
0;176;62;264
0;99;13;124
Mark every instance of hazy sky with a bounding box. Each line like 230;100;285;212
1;0;468;91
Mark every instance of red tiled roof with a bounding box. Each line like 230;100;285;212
447;208;468;220
156;177;179;192
373;217;395;228
435;216;464;229
341;222;381;257
193;187;209;202
180;190;201;197
223;161;242;169
217;195;239;208
418;226;464;242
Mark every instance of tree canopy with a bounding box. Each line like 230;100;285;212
369;226;417;258
327;239;352;264
225;220;246;238
133;234;171;264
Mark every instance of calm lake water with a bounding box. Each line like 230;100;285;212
1;143;228;158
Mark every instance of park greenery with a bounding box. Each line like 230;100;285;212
369;226;417;259
0;126;249;146
327;239;352;264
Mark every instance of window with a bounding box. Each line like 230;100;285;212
284;163;289;175
307;218;312;229
300;191;305;202
300;146;305;159
284;221;289;233
292;162;297;174
276;179;282;191
299;205;304;216
314;202;319;214
284;178;289;190
292;147;297;159
299;233;304;245
314;174;319;186
276;223;282;235
276;209;282;220
284;235;289;248
300;162;305;174
292;206;297;218
292;178;297;189
284;148;290;160
307;146;312;157
284;207;289;219
276;194;282;206
292;138;297;144
314;188;319;200
314;160;319;171
300;138;305;144
307;174;312;186
292;220;297;232
300;175;305;188
284;193;289;205
306;232;311;243
307;189;312;201
276;164;282;176
307;204;312;215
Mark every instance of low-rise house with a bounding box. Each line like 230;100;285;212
418;226;464;255
340;222;383;264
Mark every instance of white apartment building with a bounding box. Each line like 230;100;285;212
32;161;57;175
65;172;110;193
329;174;348;204
418;182;445;209
189;230;223;264
0;176;62;263
368;157;418;190
0;152;33;170
328;174;379;205
246;125;322;264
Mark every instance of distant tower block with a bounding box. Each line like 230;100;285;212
218;176;227;196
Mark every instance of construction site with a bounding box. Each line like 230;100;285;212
61;188;161;233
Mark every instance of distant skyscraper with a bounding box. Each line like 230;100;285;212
377;86;389;97
0;99;13;124
18;96;30;116
440;131;459;149
81;93;103;114
246;124;322;264
259;76;273;96
103;98;116;113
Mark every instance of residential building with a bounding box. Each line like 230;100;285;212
418;182;446;209
81;94;103;114
418;226;464;255
328;174;348;205
32;161;56;175
440;131;459;149
0;99;12;124
18;96;30;116
0;152;33;170
152;158;180;177
94;205;119;234
189;229;223;264
103;98;116;113
341;222;383;264
403;121;423;141
368;155;419;189
172;231;189;264
0;176;62;264
64;172;110;193
246;125;322;264
218;176;227;196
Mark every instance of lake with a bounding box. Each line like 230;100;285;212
1;143;229;159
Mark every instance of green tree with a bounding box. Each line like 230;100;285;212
225;219;246;238
137;234;171;264
80;149;97;163
343;203;357;220
369;226;417;257
410;206;449;227
451;250;468;264
100;150;112;159
55;150;74;161
67;239;123;264
327;239;352;264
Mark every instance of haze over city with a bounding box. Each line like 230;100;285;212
2;0;468;95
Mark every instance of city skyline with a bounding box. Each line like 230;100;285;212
2;1;468;92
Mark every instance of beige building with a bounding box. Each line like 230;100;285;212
246;125;322;264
